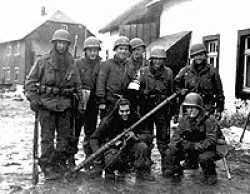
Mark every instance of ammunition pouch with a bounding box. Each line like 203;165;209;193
39;85;75;97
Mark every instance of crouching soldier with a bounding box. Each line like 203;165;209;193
164;92;219;185
139;47;174;175
89;98;155;181
25;29;85;180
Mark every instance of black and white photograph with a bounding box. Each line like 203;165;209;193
0;0;250;193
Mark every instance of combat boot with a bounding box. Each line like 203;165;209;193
104;170;115;180
43;166;61;180
87;160;103;178
136;170;155;181
67;155;76;170
206;174;217;185
163;165;183;178
182;159;199;170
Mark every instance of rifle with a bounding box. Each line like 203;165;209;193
32;112;39;185
67;90;184;176
240;111;250;143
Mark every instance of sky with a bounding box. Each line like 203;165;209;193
0;0;141;42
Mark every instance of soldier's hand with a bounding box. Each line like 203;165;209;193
215;111;222;120
99;104;106;110
30;99;42;112
125;131;138;141
181;89;189;96
194;142;203;151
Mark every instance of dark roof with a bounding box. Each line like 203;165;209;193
146;31;192;55
99;0;158;33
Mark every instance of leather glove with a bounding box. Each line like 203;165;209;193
194;142;203;152
125;131;138;141
182;140;194;151
30;99;42;112
215;111;222;120
181;89;189;96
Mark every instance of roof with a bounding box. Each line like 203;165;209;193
146;31;192;55
0;10;83;43
99;0;158;33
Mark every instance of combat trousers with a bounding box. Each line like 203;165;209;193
104;142;151;174
73;94;98;157
38;108;74;170
165;145;217;175
143;109;170;173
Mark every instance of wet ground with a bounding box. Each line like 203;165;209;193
1;96;250;194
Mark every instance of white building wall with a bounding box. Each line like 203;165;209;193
99;30;120;59
160;0;250;110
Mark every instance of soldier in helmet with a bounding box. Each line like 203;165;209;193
70;36;102;167
139;47;174;176
125;38;148;114
25;29;85;180
96;36;134;118
164;92;219;185
175;43;225;120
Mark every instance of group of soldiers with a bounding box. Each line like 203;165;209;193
25;28;225;185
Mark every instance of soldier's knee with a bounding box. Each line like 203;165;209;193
135;142;148;152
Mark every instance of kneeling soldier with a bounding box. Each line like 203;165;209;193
90;98;155;181
164;92;218;185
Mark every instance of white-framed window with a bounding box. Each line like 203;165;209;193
3;67;11;81
203;34;220;70
243;36;250;91
14;66;19;81
61;24;68;30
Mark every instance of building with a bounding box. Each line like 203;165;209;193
0;10;94;88
99;0;250;110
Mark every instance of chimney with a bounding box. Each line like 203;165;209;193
41;6;47;16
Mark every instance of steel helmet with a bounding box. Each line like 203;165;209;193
130;38;146;50
83;36;101;50
182;92;204;110
51;29;71;44
190;43;206;57
113;36;130;51
149;48;166;59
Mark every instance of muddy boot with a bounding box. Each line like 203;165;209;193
43;166;61;180
136;169;155;181
182;159;199;170
206;174;217;185
104;170;115;180
67;155;76;170
163;165;183;178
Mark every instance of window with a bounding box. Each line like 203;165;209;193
203;34;220;70
61;24;68;30
3;67;11;81
235;29;250;99
14;42;20;56
14;67;19;81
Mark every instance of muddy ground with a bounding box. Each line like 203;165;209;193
1;96;250;194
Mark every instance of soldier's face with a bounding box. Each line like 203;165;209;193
55;40;69;54
185;106;200;119
192;52;206;65
85;48;99;60
150;58;165;71
132;46;145;60
115;45;130;60
118;104;130;121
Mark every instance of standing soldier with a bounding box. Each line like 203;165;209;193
125;38;148;114
25;29;84;180
96;36;133;118
175;43;225;120
164;93;219;185
71;36;102;166
139;47;174;176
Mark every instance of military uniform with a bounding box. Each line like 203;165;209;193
139;65;174;173
96;56;134;117
175;63;225;113
74;56;101;157
90;110;153;180
25;48;83;176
